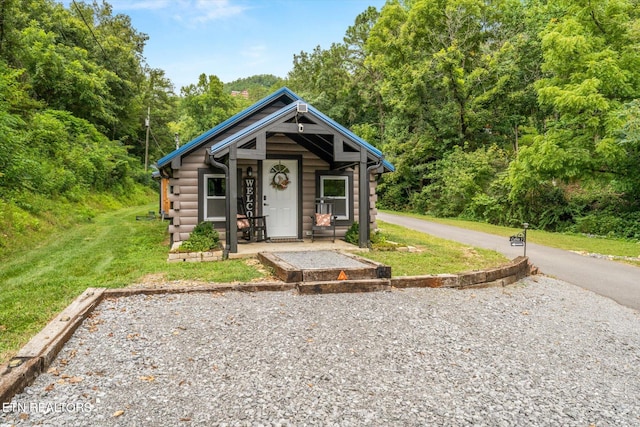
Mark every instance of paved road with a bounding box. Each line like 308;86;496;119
378;212;640;312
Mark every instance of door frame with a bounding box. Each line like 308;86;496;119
260;154;303;239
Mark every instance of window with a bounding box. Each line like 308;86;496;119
320;175;349;220
204;174;226;221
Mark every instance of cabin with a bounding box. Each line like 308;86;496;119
154;87;394;254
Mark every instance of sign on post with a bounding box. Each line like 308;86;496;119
509;223;529;257
244;177;255;217
510;233;525;246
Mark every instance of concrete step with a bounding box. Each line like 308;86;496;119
258;250;391;283
297;278;391;294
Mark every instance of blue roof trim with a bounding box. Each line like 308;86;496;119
306;104;395;172
156;87;301;168
211;101;394;172
158;86;394;172
210;102;298;155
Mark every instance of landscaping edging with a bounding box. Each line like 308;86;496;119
391;256;532;290
0;288;105;404
167;250;224;262
1;256;534;404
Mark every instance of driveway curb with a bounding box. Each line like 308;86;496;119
1;288;104;404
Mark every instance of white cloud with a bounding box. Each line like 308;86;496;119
193;0;247;22
242;44;266;60
107;0;171;10
108;0;247;24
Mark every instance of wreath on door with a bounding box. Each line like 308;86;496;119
270;163;290;191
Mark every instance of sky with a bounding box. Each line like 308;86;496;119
100;0;387;91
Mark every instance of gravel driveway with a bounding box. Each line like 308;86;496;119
2;276;640;426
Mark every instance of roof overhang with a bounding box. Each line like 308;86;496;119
210;101;394;172
156;87;300;169
156;87;394;173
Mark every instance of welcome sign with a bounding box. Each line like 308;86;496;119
244;177;255;217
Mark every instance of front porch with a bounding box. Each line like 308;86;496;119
169;238;361;262
227;238;361;259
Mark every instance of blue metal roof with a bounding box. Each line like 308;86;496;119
210;101;298;154
156;87;300;168
305;104;395;172
157;86;394;172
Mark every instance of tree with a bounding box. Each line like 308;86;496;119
178;73;237;141
508;0;640;218
369;0;528;209
0;0;153;200
287;43;354;125
224;74;285;106
344;6;385;143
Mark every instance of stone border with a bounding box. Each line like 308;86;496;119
297;256;532;294
0;256;533;404
391;256;533;290
167;250;224;263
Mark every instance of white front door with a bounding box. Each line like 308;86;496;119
263;159;298;238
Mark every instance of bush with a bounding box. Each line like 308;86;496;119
345;222;359;245
415;145;510;218
344;222;396;250
572;212;640;240
179;221;220;252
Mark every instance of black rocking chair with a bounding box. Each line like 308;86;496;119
311;198;337;242
237;197;268;242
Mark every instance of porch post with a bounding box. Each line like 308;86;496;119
358;149;369;248
229;145;238;253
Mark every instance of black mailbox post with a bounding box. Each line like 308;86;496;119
510;222;529;257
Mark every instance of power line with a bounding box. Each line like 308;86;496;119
70;0;117;75
149;127;167;156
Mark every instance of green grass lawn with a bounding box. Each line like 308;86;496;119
0;203;263;363
357;221;508;276
382;210;640;260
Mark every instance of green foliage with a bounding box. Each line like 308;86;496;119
505;0;640;234
344;222;390;248
224;74;285;103
0;0;167;245
177;74;238;141
288;43;356;126
3;0;148;142
344;222;360;245
2;0;639;245
369;229;398;251
572;213;640;240
178;222;220;253
414;145;510;218
141;68;179;164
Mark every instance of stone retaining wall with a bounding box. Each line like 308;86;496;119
167;250;224;262
391;256;532;290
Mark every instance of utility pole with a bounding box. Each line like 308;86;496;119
144;106;150;172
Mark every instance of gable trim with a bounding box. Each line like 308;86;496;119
210;102;394;172
156;87;300;168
